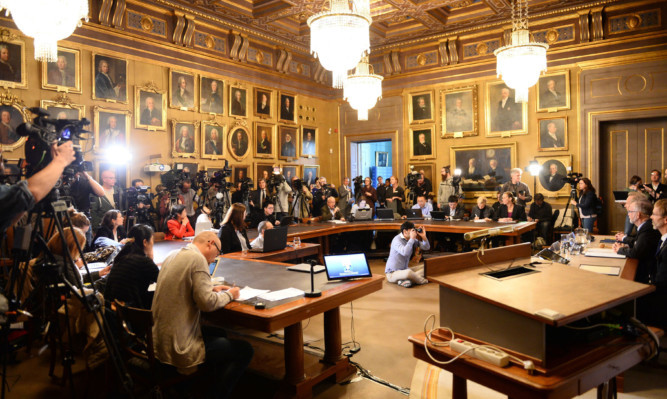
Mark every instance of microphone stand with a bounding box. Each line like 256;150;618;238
304;259;321;298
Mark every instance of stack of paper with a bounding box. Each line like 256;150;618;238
259;288;305;301
236;287;270;301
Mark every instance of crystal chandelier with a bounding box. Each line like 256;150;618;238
493;0;548;103
343;55;383;121
0;0;89;62
308;0;371;89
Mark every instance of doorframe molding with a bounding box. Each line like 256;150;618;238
342;131;400;181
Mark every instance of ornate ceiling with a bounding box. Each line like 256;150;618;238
164;0;607;49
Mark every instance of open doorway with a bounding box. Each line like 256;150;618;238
349;140;392;187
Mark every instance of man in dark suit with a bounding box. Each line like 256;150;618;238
487;158;506;184
249;179;269;223
413;96;431;120
494;87;521;131
463;158;481;180
541;79;564;108
205;128;221;155
280;97;294;121
231;129;248;157
540;121;565;149
614;199;660;284
256;128;271;154
256;92;270;116
175;125;194;153
445;195;465;220
320;196;345;221
281;132;296;157
646;198;667;325
231;89;245;116
541;163;566;191
414;132;431;156
647;169;667;202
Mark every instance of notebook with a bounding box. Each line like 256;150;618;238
430;211;446;221
323;253;372;281
405;208;423;220
375;208;394;221
249;227;288;253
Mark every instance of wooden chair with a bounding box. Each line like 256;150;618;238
112;300;203;398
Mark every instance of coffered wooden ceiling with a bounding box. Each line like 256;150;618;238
164;0;608;49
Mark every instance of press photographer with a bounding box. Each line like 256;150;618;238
500;168;532;207
290;177;312;221
125;181;154;229
437;166;461;211
200;162;233;228
267;167;292;219
311;176;338;217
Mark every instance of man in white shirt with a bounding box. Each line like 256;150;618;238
250;220;273;250
411;195;433;217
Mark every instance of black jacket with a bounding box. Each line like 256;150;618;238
93;225;127;248
577;191;597;216
104;254;159;309
495;204;527;221
219;223;251;254
471;205;495;220
618;220;660;284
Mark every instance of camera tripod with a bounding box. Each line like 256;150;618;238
2;195;133;399
557;184;580;230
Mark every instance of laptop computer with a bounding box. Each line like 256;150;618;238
195;219;213;236
375;208;394;221
354;208;372;220
279;215;294;226
431;211;446;221
405;208;423;220
249;227;288;253
612;191;629;202
323;253;372;281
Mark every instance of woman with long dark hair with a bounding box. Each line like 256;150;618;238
571;177;597;231
93;209;127;248
105;224;158;309
218;203;250;254
164;204;194;240
495;191;527;222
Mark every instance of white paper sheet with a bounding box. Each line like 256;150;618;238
236;287;270;301
259;288;305;301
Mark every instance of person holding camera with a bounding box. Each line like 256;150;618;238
289;177;312;221
0;143;76;234
385;222;429;288
91;168;124;233
501;168;532;207
273;174;292;220
437;166;460;211
645;169;667;202
570;178;598;232
311;177;338;218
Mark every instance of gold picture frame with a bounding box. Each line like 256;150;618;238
485;81;528;137
278;125;299;160
408;90;435;124
278;91;296;124
254;121;275;159
201;120;225;160
92;53;128;103
538;116;568;152
93;106;132;154
0;91;29;151
536;71;571;112
408;125;436;160
40;94;85;121
406;162;435;193
135;82;167;131
200;76;224;115
450;142;517;196
41;47;81;93
169;69;197;111
229;85;247;118
171;120;199;158
440;85;478;138
302;165;319;186
300;126;317;158
254;87;273;119
228;122;251;161
231;164;250;185
0;30;27;90
535;155;573;198
254;161;275;183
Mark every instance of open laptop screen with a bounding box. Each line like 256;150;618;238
323;253;372;280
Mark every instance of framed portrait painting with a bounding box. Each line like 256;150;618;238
40;98;85;121
254;87;273;119
278;125;298;160
301;126;317;158
408;90;434;124
407;163;435;187
232;165;250;185
255;162;274;183
200;76;224;115
409;126;436;160
536;155;572;198
135;83;167;130
173;162;199;176
254;122;275;159
302;165;319;187
537;71;570;112
0;35;27;89
1;158;21;184
538;116;568;152
278;91;296;124
42;47;81;93
229;86;247;118
485;81;528;137
92;53;127;102
201;121;225;160
172;120;199;158
440;85;478;138
450;142;517;193
228;124;251;161
93;106;131;153
376;151;388;168
169;69;196;111
282;164;300;183
0;100;29;151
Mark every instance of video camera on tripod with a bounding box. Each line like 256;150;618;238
352;175;363;199
563;172;583;186
266;167;286;193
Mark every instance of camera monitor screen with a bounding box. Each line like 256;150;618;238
323;253;372;281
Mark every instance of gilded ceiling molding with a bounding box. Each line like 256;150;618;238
183;14;196;47
113;0;126;29
447;36;459;65
99;0;114;26
173;11;186;46
229;32;243;61
383;53;394;76
438;40;449;66
591;7;605;41
578;10;591;42
238;34;249;63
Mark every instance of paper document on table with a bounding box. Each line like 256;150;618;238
236;287;270;301
259;288;305;301
81;262;107;274
584;248;626;258
473;219;487;223
327;220;347;224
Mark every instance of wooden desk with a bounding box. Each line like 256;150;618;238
204;257;383;398
222;242;322;264
409;328;657;399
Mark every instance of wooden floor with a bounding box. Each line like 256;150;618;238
3;259;667;398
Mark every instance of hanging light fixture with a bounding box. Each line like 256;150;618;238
1;0;89;62
308;0;371;89
494;0;548;103
343;54;383;121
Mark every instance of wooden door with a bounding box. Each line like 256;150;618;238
599;118;667;233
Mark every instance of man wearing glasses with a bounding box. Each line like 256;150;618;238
613;199;660;284
152;231;253;398
91;168;124;232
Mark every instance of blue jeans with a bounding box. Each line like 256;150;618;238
202;326;254;399
581;216;596;232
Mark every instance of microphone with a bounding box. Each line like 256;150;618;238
464;225;514;241
304;259;321;298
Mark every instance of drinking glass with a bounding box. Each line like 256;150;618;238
294;236;301;247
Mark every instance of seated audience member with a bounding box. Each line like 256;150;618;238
50;227;109;285
615;192;643;245
491;190;502;216
104;224;159;309
528;193;553;240
152;232;253;397
644;199;667;326
613;199;660;284
350;195;371;218
385;222;430;288
218;203;250;254
165;204;195;240
251;200;278;228
93;209;128;249
250;221;274;250
67;208;92;251
411;195;433;218
445;195;465;220
471;196;495;221
495;191;527;222
320;196;345;221
196;205;212;225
